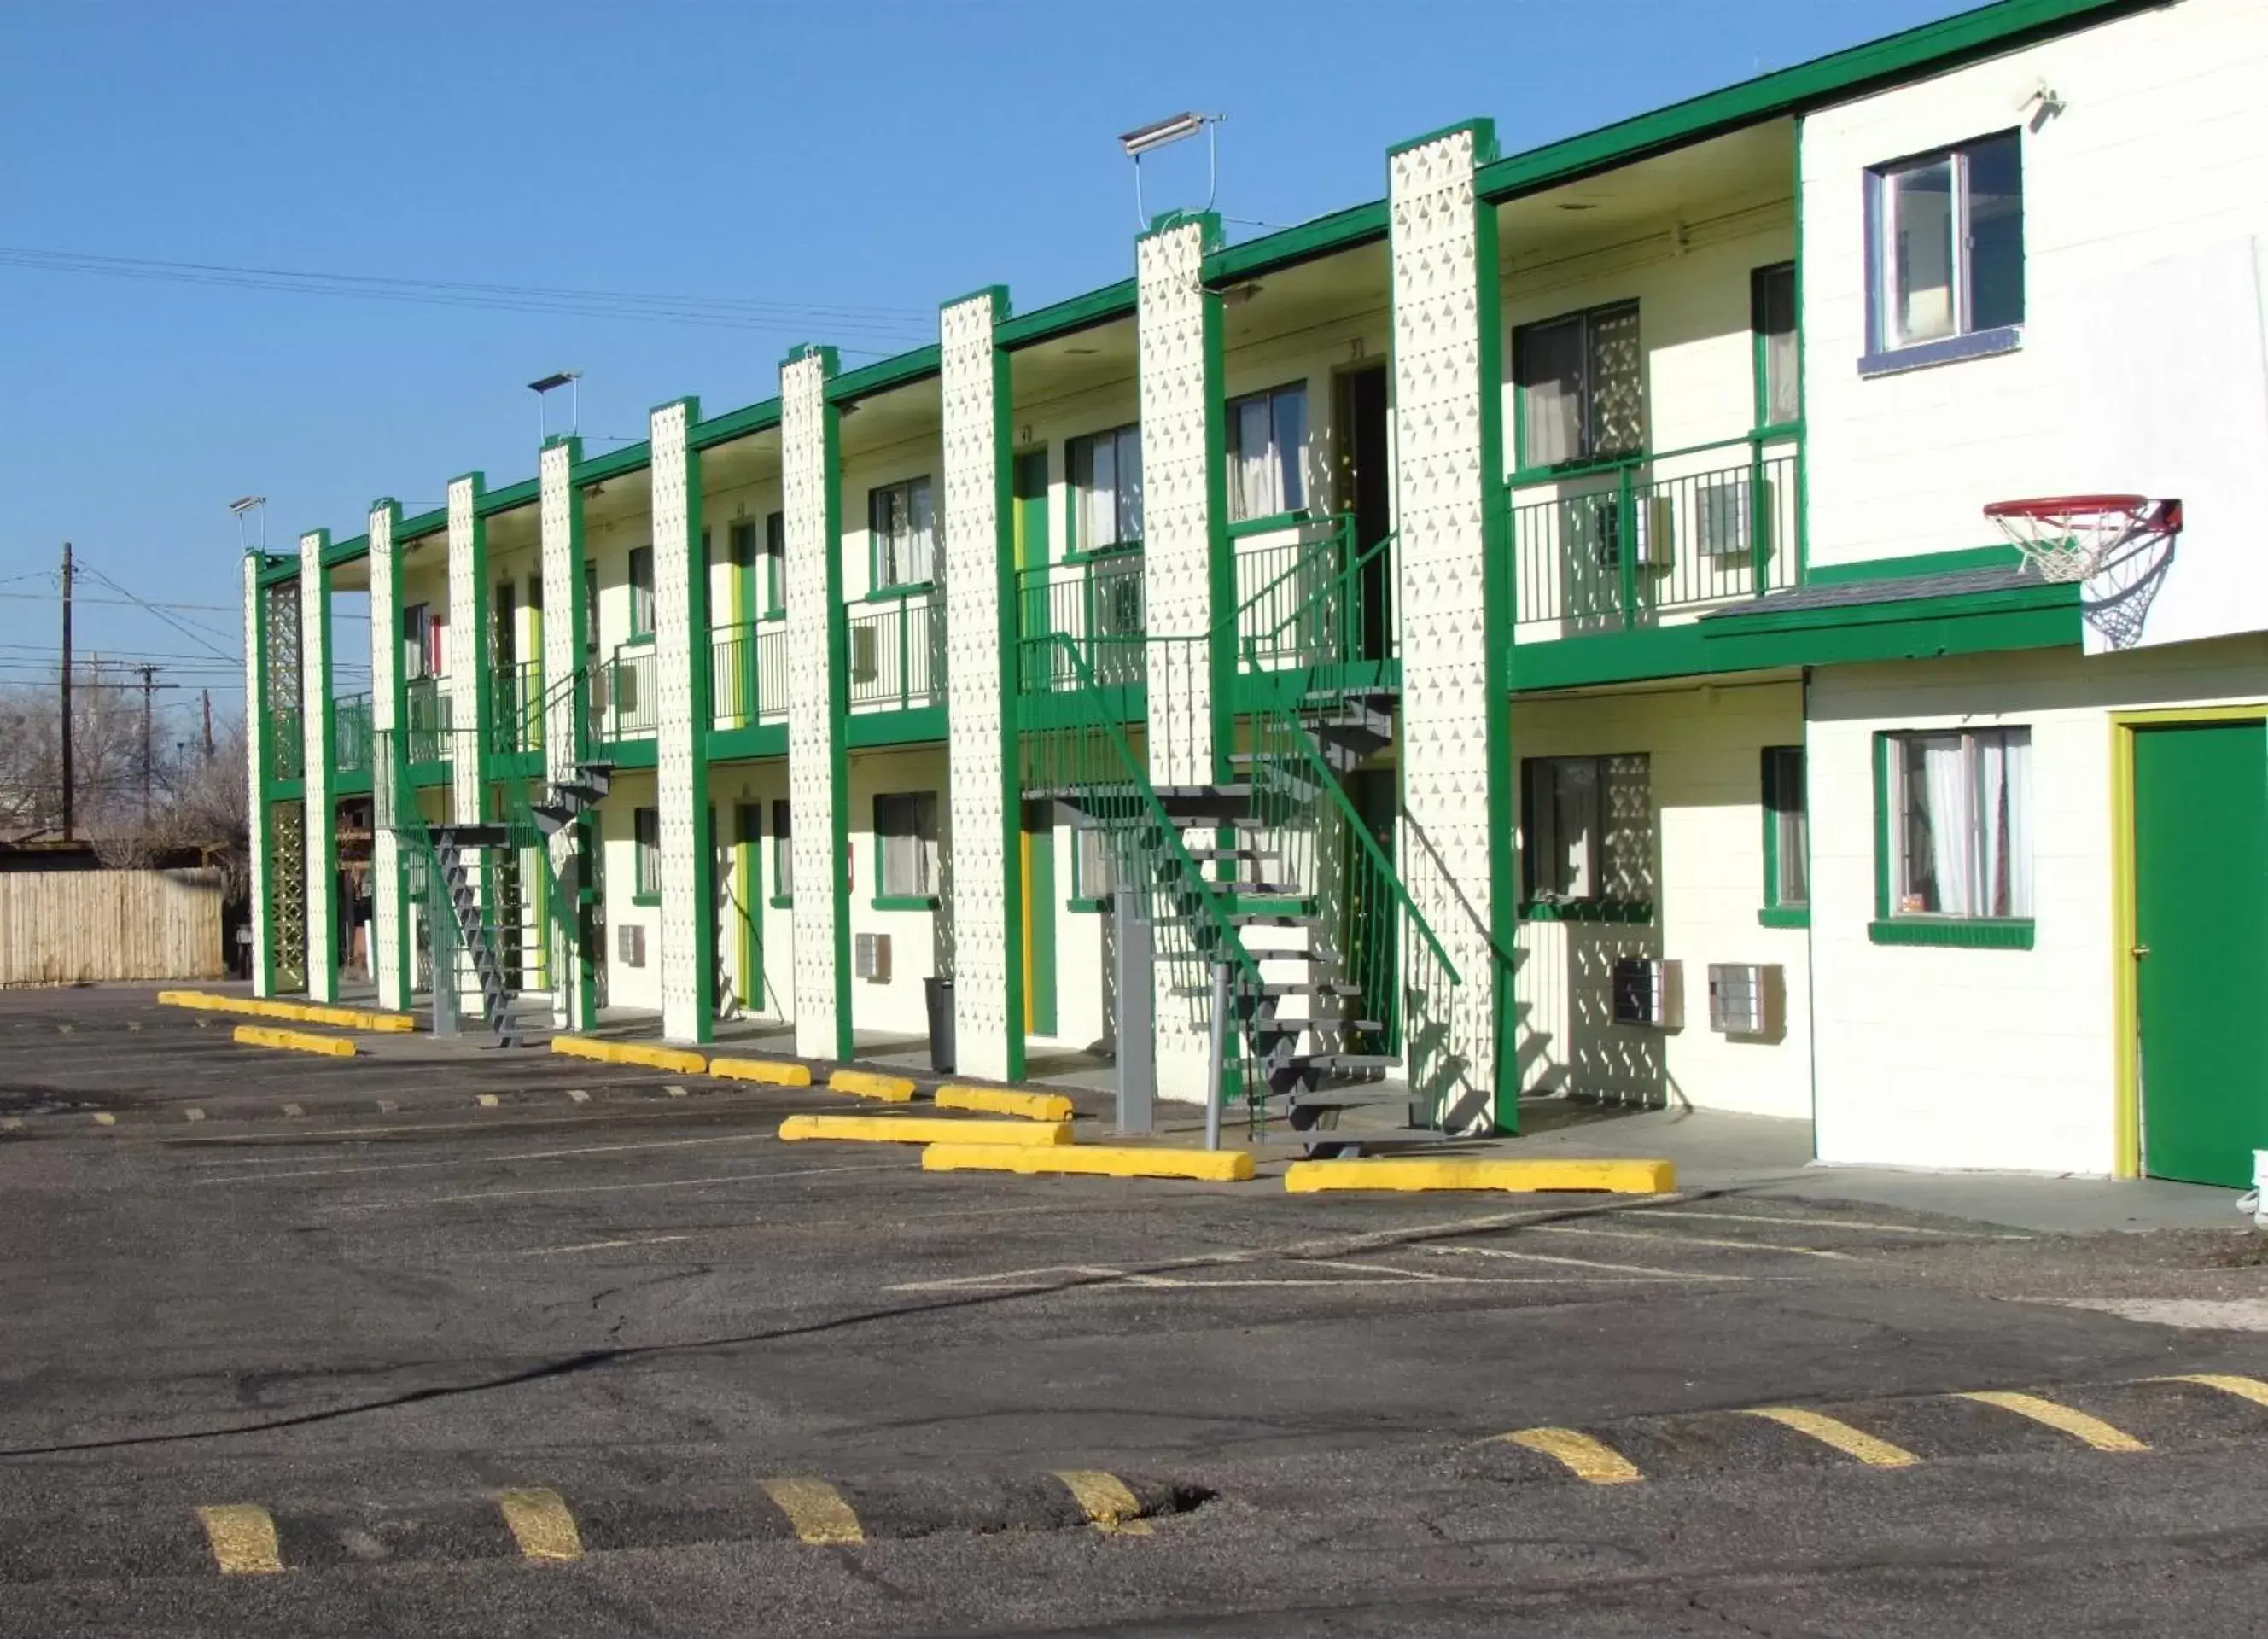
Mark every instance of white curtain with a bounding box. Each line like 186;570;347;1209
1979;732;2032;917
1920;736;1970;914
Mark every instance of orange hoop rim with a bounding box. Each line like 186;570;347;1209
1984;493;2154;523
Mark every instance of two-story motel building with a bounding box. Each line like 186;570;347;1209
244;0;2268;1186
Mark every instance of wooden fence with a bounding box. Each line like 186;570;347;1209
0;866;224;987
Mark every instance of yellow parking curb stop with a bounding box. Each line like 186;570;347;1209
781;1114;1070;1147
1283;1157;1675;1195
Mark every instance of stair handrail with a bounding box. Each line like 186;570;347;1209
1028;632;1267;1002
1233;526;1396;672
1218;510;1353;638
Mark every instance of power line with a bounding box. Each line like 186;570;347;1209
77;560;242;666
0;590;242;613
0;245;940;340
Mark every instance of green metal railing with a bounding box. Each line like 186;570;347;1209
711;618;790;728
405;675;450;764
599;642;656;739
492;661;545;755
1017;548;1146;693
848;592;944;711
333;692;373;774
1233;512;1377;672
1509;434;1801;628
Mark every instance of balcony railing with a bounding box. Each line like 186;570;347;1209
268;708;305;781
333;692;373;774
848;591;944;712
405;674;452;764
492;660;545;755
1017;549;1145;694
1231;512;1396;674
1509;434;1801;633
711;618;790;729
595;641;656;739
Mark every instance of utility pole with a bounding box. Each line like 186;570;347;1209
202;689;213;759
133;665;182;828
59;542;73;838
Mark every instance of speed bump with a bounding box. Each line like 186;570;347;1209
924;1144;1252;1181
780;1114;1070;1146
709;1056;813;1088
935;1085;1076;1122
550;1035;708;1076
1283;1157;1674;1195
233;1024;357;1059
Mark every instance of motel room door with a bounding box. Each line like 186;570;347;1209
2132;720;2268;1186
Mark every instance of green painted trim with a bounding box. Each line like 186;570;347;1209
809;352;855;1064
617;629;656;649
571;441;652;487
691;398;783;451
397;507;447;545
1791;130;1810;579
1804;543;2024;585
1760;743;1809;925
1224;510;1312;541
597;739;658;771
827;344;942;405
1388;116;1503;161
859;579;936;604
1758;906;1812;929
847;704;949;748
770;894;793;910
475;478;539;519
547;435;598;1032
320;534;370;569
1203;198;1390;287
670;395;716;1045
1519;900;1654;924
246;557;275;994
632;890;662;908
1868;917;2036;949
1709;577;2073;637
999;278;1137;351
1191;212;1233;786
1067;895;1112;914
1475;0;2154;205
871;893;942;913
708;723;790;761
1871;732;1893;922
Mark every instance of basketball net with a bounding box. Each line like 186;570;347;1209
1985;494;2183;650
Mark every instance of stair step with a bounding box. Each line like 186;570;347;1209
1297;1053;1402;1073
1227;911;1321;929
433;824;515;849
1186;846;1279;862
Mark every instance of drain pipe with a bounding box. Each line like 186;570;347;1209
1204;960;1230;1151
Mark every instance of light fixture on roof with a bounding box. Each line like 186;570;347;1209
1118;110;1223;229
228;495;268;551
528;370;581;441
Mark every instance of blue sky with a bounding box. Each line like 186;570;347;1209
0;0;1946;712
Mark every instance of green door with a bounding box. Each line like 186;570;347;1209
734;802;763;1013
2134;720;2268;1187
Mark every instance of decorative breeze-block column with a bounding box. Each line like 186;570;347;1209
782;347;854;1061
539;437;596;1031
446;473;491;1014
652;399;715;1046
941;288;1024;1083
243;553;273;996
1134;213;1226;788
1389;120;1517;1132
369;500;409;1012
299;529;338;1003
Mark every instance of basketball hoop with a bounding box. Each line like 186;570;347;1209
1985;493;2183;583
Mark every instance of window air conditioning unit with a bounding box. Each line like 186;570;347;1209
1641;494;1677;567
1707;963;1784;1036
617;924;646;968
1700;476;1773;559
849;625;881;684
854;932;891;982
1611;957;1682;1029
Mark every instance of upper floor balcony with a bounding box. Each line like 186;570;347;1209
848;584;945;714
710;616;789;730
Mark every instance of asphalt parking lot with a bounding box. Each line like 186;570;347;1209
6;984;2268;1636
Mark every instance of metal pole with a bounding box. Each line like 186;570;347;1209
1113;879;1154;1136
138;664;156;827
1204;959;1229;1152
59;542;73;837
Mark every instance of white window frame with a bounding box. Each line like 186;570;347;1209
1226;382;1309;522
869;475;938;592
1886;727;2032;920
1866;130;2024;357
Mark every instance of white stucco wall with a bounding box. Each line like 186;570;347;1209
1513;680;1812;1120
845;744;952;1037
1809;634;2268;1175
596;771;662;1014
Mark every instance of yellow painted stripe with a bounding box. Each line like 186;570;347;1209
1743;1406;1921;1468
708;1055;813;1088
494;1487;583;1562
233;1024;356;1059
549;1035;708;1075
781;1114;1070;1147
826;1069;918;1103
195;1503;284;1575
91;1111;117;1127
476;1093;500;1108
1957;1390;2148;1451
924;1143;1253;1181
1285;1157;1675;1195
935;1085;1076;1123
1497;1426;1643;1484
2156;1372;2268;1409
761;1476;863;1544
1053;1470;1153;1536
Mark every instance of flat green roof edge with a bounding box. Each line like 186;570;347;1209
1805;543;2023;585
1475;0;2156;203
827;343;942;405
1204;198;1391;287
692;397;783;451
999;278;1138;350
319;534;370;569
397;505;447;544
476;476;539;518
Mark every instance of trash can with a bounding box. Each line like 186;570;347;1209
924;976;956;1074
